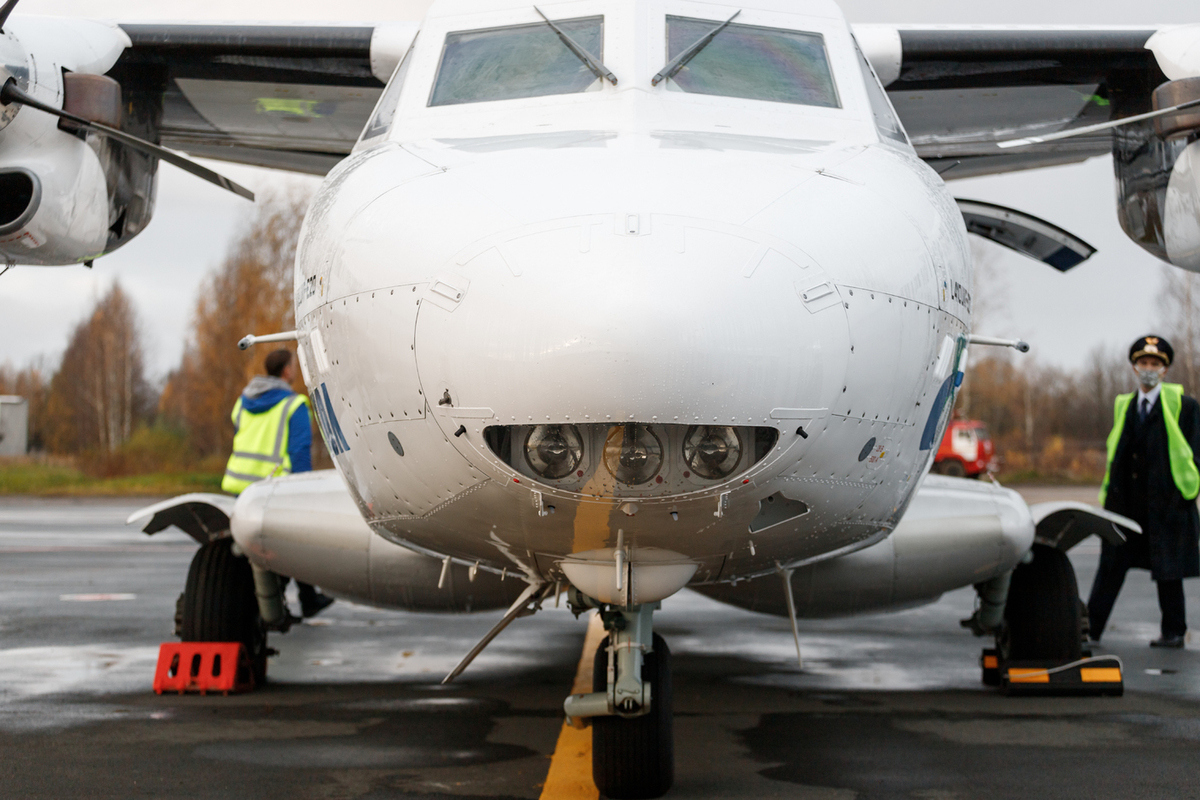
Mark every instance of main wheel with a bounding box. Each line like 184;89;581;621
592;633;673;800
180;538;268;687
1002;544;1082;663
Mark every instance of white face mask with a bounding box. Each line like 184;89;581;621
1137;368;1163;388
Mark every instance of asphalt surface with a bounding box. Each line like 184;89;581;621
2;490;1200;799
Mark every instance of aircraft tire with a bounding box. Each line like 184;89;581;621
180;537;268;687
592;633;674;800
1002;544;1082;663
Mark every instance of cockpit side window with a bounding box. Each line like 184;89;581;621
664;16;839;108
851;34;909;146
359;37;417;145
430;17;604;106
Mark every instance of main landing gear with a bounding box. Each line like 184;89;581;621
565;596;674;800
177;538;270;687
969;544;1122;696
1002;543;1083;664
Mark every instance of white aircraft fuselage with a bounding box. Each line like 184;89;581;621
286;0;979;596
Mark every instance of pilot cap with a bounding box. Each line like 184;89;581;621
1130;335;1173;367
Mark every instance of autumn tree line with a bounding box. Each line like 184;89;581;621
960;266;1200;481
1;194;1198;483
0;190;325;476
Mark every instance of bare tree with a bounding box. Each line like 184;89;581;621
968;238;1009;334
1156;267;1200;396
1077;344;1134;443
958;240;1009;418
43;283;154;453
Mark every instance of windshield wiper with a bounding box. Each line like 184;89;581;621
534;6;618;86
651;10;741;86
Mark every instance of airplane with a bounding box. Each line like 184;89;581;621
2;0;1199;795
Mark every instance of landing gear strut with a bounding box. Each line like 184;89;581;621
564;597;674;799
179;538;268;687
1001;543;1083;663
972;543;1121;695
593;630;673;799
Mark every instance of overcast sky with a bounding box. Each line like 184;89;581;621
1;0;1196;380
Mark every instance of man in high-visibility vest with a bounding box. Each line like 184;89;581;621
223;349;333;618
1090;335;1200;648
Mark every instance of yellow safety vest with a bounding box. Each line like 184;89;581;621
1099;383;1200;505
222;393;309;495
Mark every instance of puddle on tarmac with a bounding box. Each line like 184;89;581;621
0;645;158;702
193;741;526;768
338;697;489;713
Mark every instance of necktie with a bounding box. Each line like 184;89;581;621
1141;398;1150;421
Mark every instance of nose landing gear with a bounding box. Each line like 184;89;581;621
592;631;673;799
564;598;674;799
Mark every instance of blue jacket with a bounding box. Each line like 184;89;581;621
238;379;312;473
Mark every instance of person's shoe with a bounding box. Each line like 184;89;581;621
1150;635;1185;649
301;593;335;618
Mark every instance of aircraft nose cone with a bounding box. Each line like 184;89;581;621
413;217;851;425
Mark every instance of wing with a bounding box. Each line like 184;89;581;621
853;25;1184;179
109;22;417;175
113;23;1186;180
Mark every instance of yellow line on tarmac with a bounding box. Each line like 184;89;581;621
539;612;606;800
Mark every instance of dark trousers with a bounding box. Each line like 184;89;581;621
1088;545;1187;638
280;577;322;608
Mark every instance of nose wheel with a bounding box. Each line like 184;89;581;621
563;597;675;800
591;632;674;799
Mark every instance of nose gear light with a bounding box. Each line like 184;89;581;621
484;423;779;495
604;423;663;485
683;425;741;479
525;424;584;479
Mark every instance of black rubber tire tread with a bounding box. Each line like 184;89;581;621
181;538;267;686
1004;544;1083;662
935;459;967;478
592;633;673;800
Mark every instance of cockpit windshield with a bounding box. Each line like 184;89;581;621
430;17;605;106
664;16;839;108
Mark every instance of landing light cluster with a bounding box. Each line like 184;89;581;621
524;423;745;485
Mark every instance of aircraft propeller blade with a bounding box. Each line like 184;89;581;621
997;96;1200;149
0;77;255;201
0;0;20;33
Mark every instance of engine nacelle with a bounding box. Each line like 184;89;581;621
693;475;1034;618
230;469;527;613
1114;77;1200;271
0;18;157;267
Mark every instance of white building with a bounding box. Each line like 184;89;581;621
0;396;29;456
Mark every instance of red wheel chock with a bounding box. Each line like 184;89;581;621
153;642;256;695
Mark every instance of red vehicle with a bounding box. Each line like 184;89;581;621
932;418;995;478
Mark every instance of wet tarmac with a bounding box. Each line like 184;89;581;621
3;492;1200;799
